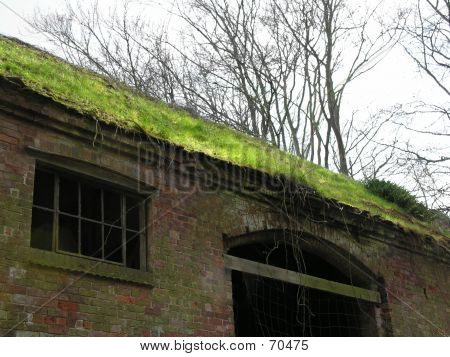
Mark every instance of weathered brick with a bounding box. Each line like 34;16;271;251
57;301;79;312
0;97;448;339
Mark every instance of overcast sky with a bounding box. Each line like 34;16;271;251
0;0;446;121
0;1;447;135
1;0;449;208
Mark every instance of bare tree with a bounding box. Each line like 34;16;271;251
31;0;399;178
388;102;450;213
173;0;400;175
271;0;400;175
344;110;398;179
401;0;450;97
32;1;181;104
171;0;313;154
385;0;450;213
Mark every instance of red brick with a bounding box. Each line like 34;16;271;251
117;295;135;304
57;301;79;312
0;101;448;338
0;133;18;145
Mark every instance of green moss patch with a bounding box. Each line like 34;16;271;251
0;36;446;240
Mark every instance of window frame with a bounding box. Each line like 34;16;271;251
31;163;148;271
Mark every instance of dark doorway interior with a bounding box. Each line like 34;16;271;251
229;241;376;337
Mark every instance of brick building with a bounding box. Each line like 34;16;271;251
0;36;449;336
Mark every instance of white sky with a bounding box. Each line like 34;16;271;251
0;0;448;207
0;0;445;118
0;1;448;152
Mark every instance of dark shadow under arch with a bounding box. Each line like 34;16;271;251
226;229;384;336
225;229;378;289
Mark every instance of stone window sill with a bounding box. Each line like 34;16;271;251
23;247;153;287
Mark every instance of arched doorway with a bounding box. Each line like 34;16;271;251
225;230;381;336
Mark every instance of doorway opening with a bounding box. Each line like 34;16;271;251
227;236;379;336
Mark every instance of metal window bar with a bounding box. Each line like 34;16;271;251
52;174;59;252
32;167;146;269
101;188;105;260
77;181;81;255
139;200;146;271
122;195;126;266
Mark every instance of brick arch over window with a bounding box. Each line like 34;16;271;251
224;229;392;336
224;229;378;288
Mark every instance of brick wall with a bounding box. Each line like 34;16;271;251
0;103;238;336
0;87;449;336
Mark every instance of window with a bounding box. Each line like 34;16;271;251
30;165;146;270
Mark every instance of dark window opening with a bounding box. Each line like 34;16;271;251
81;220;102;258
31;166;146;270
230;242;377;337
30;209;53;251
103;189;120;224
81;183;102;221
33;169;54;209
58;215;78;253
126;231;141;270
104;226;123;263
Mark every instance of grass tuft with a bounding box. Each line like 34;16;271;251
0;36;446;240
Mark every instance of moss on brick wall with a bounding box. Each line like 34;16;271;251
0;105;449;336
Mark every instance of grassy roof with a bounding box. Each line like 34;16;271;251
0;36;447;240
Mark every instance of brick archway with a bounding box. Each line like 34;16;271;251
224;229;389;336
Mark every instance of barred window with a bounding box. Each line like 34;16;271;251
30;166;146;270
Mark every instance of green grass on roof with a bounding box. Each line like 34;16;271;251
0;36;447;240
